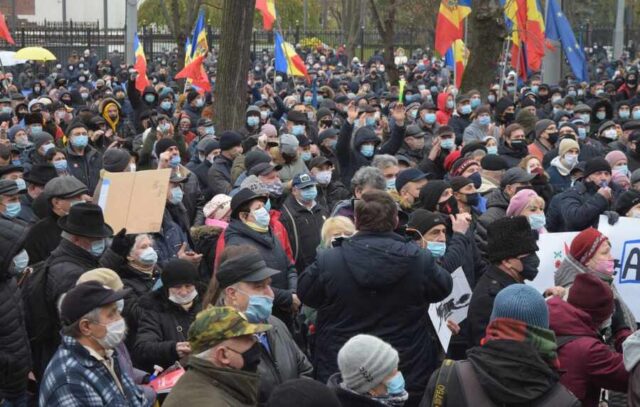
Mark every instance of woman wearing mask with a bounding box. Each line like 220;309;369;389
46;148;70;176
192;194;231;280
328;334;409;407
133;258;205;372
484;136;499;155
606;150;630;183
506;189;547;233
547;138;580;193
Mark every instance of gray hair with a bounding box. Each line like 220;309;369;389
60;307;102;338
351;166;386;192
129;233;153;257
371;154;398;171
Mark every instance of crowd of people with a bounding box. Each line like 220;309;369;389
2;42;640;407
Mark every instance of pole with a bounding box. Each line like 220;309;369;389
498;36;510;100
103;0;108;35
62;0;67;24
11;0;16;31
125;0;137;65
303;0;308;34
542;0;563;85
613;0;625;59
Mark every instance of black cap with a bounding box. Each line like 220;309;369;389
231;188;267;218
161;259;199;288
481;155;510;171
249;162;282;176
450;176;473;192
487;216;538;263
318;128;339;143
407;209;446;236
219;131;243;151
198;139;220;156
404;125;425;139
308;156;332;169
23;164;58;186
615;190;640;215
287;110;308;124
155;138;179;157
583;157;611;178
396;168;428;192
44;176;88;199
460;142;487;157
216;250;281;288
60;281;130;325
0;164;24;178
245;150;272;173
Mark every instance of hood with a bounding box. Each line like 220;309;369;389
547;297;599;337
484;188;509;210
437;92;451;112
0;218;26;278
190;224;223;240
353;126;380;149
142;85;158;98
467;340;559;404
550;155;572;176
592;98;613;121
623;330;640;372
339;232;420;289
98;97;122;116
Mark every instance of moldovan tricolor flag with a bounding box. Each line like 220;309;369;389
434;0;472;56
274;32;309;81
133;33;150;92
256;0;277;31
0;11;14;45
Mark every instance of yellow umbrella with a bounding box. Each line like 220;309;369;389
15;47;57;61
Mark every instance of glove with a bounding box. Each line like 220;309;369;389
110;228;135;257
604;211;619;226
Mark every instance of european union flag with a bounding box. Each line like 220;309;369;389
545;0;589;82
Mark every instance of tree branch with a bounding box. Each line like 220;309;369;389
368;0;386;36
159;0;177;35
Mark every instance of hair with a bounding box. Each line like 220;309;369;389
128;233;152;257
504;123;525;139
355;190;398;233
61;307;101;338
351;166;386;193
321;216;356;247
518;155;540;170
0;143;11;160
202;244;258;307
371;154;398;171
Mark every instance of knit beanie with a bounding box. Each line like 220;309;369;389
506;189;540;216
535;119;555;138
219;131;243;151
407;209;446;236
569;227;609;266
337;334;399;394
558;138;580;158
450;158;478;177
203;194;232;219
568;273;614;325
266;379;341;407
76;268;124;291
605;150;627;167
154;138;178;157
450;176;472;192
161;259;198;288
261;123;278;138
33;132;54;150
583;157;611;179
443;150;462;172
481;154;509;171
487;216;538;263
490;284;549;328
615;190;640;215
418;180;451;212
103;148;131;172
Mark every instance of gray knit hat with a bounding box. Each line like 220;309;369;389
103;148;131;172
490;284;549;328
337;334;399;394
240;175;268;196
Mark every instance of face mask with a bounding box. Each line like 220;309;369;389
365;116;376;127
300;186;318;202
427;241;446;258
292;124;305;136
239;342;261;372
116;299;124;313
301;151;312;161
563;153;578;166
71;134;89;149
169;155;181;167
409;110;418;120
15;178;26;191
470;98;481;109
519;253;540;281
160;101;172;111
169;186;183;204
247;116;260;127
31;125;42;134
94;318;126;349
240;291;273;322
614;165;629;176
252;207;270;228
596;111;606;121
360;144;375;157
260;111;269;121
478;116;491;126
12;249;29;271
603;129;618;140
446;100;455;109
195;98;205;108
438;196;459;215
304;96;313;104
264;198;271;212
423;113;436;124
468;172;482;189
15;137;30;148
578;113;590;124
528;213;546;230
440;138;455;150
90;239;106;257
551;96;561;104
3;201;21;218
169;288;198;305
0;106;11;114
488;95;496;104
577;127;587;140
386;178;397;191
54;160;68;171
510;139;526;150
386;372;406;395
568;90;577;98
487;146;498;155
460;105;472;115
633;111;640;121
620;110;631;119
316;170;332;185
144;94;156;103
265;180;284;197
593;259;614;275
463;192;480;206
138;247;158;265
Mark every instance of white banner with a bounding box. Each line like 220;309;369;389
428;268;472;352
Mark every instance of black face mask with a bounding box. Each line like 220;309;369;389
519;253;540;281
437;195;459;215
547;132;559;144
463;192;480;207
503;112;515;124
239;342;261;373
509;139;527;151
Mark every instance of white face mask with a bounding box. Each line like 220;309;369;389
12;249;29;272
169;289;198;305
94;318;126;349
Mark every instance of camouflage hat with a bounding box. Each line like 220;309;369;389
188;306;271;353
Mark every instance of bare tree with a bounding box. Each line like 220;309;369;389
213;0;255;132
330;0;363;62
158;0;204;69
369;0;400;85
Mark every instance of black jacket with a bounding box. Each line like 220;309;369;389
327;373;387;406
498;141;528;167
316;181;350;212
448;114;472;145
279;196;328;273
467;266;520;347
475;189;510;257
422;341;579;406
557;180;611;232
65;144;102;191
133;286;204;372
191;224;223;282
0;219;31;400
207;154;234;197
24;212;62;265
298;232;453;403
192;159;214;201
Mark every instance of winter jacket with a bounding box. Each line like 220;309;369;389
0;219;31;401
316;181;350;212
436;93;453;126
467;266;520;347
39;335;150;407
542;140;605;168
422;340;580;406
498;141;528;167
548;297;628;407
192;159;214;201
163;357;259;407
65;144;102;191
327;373;388;406
298;232;453;403
419;148;449;180
547;157;574;194
623;331;640;407
441;230;487;290
24;212;62;265
528;139;554;162
133;286;204;372
448;114;472;145
256;316;313;403
462;121;499;145
154;204;192;267
207;154;234;197
279;196;329;273
475;189;510;256
17;193;38;224
557;181;611;231
191;224;223;281
278;158;309;185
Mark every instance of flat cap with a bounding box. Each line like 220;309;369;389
44;175;88;199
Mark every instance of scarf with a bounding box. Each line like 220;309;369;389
482;317;560;369
339;384;408;407
127;258;155;275
102;102;120;132
246;221;269;233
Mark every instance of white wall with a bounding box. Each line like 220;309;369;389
18;0;130;28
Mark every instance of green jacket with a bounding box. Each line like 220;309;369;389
163;357;260;407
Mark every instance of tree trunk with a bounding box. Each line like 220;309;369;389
342;0;362;63
369;0;399;85
460;0;507;96
214;0;255;132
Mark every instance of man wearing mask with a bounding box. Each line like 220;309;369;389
163;306;271;407
0;178;25;225
240;106;262;140
398;125;428;166
448;94;473;144
308;156;350;210
65;121;102;191
499;123;530;167
617;69;638;100
396;168;429;211
215;248;313;403
420;126;457;180
181;90;206;124
529;119;559;162
18;164;58;224
39;281;150;406
208;131;244;197
415;102;439;138
467;216;540;346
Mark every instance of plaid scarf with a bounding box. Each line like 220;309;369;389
481;317;560;369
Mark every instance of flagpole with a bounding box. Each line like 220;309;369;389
498;35;510;100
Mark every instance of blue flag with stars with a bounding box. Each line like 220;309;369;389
545;0;589;82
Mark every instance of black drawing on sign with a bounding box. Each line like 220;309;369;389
436;293;471;332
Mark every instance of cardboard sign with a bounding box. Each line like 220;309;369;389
94;169;170;234
428;268;472;352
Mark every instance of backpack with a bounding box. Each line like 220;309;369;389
19;259;56;346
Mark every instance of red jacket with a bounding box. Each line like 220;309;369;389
547;297;629;407
436;92;453;125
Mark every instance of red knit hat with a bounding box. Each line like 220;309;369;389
569;227;609;266
568;273;614;325
444;150;462;172
450;158;479;177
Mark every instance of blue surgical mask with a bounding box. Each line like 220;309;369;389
528;213;546;230
54;159;68;172
301;151;312;161
160;101;173;111
385;372;406;395
90;239;106;257
71;134;89;149
252;207;270;228
31;125;42;134
360;144;375;157
365;116;376;127
195;98;205;108
329;139;338;150
14;178;26;191
138;247;158;265
487;146;498;155
159;123;170;133
460;105;472;115
11;159;21;166
144;94;156;103
634;111;640;121
169;155;181;167
531;85;539;94
440;138;455;150
620;110;631;120
304;96;312;104
4;201;21;218
568;90;577;98
264;199;271;212
577;127;587;140
410;110;418;120
427;241;446;258
205;126;215;136
241;291;273;323
580;113;591;124
478;116;491;126
247;116;260;127
596;111;606;121
292;124;305;136
446;100;455;109
614;164;629;176
300;186;318;202
470;98;481;109
169;186;183;204
488;95;496;104
386;178;396;191
12;249;29;271
423;113;436;124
